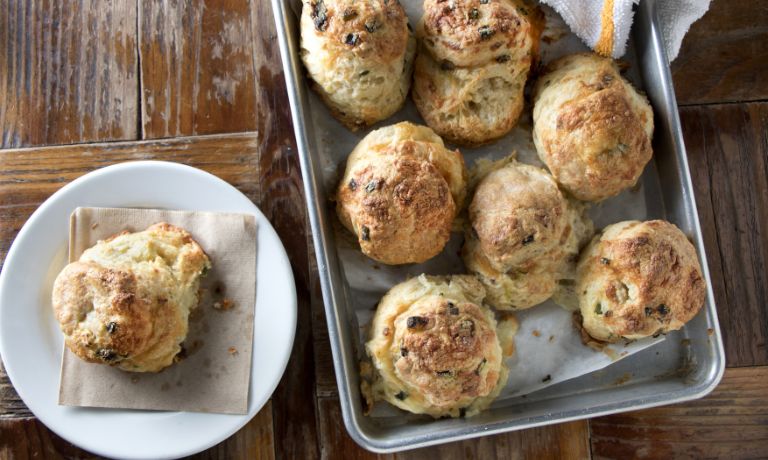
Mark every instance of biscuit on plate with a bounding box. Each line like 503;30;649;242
412;0;540;145
463;161;592;310
336;122;466;265
576;220;706;342
52;223;211;372
532;53;654;201
300;0;415;130
363;275;517;418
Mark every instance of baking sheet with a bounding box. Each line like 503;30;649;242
298;1;667;414
276;0;725;451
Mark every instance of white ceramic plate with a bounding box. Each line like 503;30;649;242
0;161;297;459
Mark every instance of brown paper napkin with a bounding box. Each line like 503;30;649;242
58;207;257;415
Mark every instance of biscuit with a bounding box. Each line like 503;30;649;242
364;275;517;418
532;53;654;201
413;0;539;145
576;220;706;342
300;0;415;130
336;122;467;265
463;161;593;310
52;223;211;372
412;50;528;146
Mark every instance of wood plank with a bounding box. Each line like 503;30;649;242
138;0;259;138
0;418;97;460
244;1;321;458
0;0;138;148
190;401;275;460
672;0;768;105
590;366;768;459
0;360;31;418
316;397;591;460
682;102;768;367
0;401;275;460
0;133;261;269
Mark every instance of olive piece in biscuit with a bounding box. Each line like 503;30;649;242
364;275;517;418
576;220;706;342
532;53;654;201
52;223;211;372
300;0;415;130
336;122;467;265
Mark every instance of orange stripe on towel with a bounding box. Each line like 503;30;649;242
595;0;615;56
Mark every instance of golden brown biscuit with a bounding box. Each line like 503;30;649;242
577;220;706;342
532;53;654;201
413;0;539;145
463;161;593;310
412;50;528;146
300;0;415;130
364;275;517;418
52;223;211;372
336;122;467;265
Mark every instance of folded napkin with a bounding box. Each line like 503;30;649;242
539;0;711;60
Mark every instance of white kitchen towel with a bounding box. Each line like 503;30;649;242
539;0;711;60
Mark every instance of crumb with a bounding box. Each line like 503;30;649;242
707;328;714;336
681;338;691;346
130;376;140;384
603;347;619;361
542;374;551;383
620;351;628;357
372;264;380;270
548;335;555;343
228;346;238;356
91;223;99;229
532;329;541;337
213;298;235;311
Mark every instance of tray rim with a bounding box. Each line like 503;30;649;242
271;0;726;452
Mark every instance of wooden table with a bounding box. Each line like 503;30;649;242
1;1;766;458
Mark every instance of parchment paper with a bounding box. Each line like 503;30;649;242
58;207;257;415
296;0;669;414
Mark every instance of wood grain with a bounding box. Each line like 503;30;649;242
0;0;138;148
681;102;768;367
245;1;321;458
671;0;768;105
316;397;591;460
190;401;275;460
0;401;275;459
138;0;258;138
0;133;262;270
590;366;768;459
0;361;30;418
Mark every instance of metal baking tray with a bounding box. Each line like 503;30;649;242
272;0;726;452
